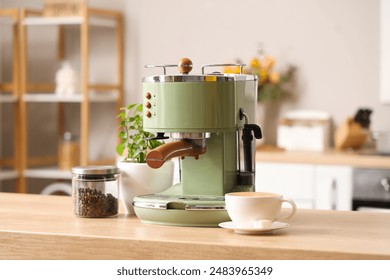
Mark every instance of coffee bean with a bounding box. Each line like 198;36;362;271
74;187;118;217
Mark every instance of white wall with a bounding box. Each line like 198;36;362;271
2;0;388;136
123;0;389;133
1;0;389;172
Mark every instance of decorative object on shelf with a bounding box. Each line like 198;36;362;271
44;0;87;17
116;104;174;214
58;131;80;170
55;61;79;96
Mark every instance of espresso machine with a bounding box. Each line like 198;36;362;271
133;58;262;226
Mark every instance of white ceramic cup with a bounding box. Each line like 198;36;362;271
225;192;297;229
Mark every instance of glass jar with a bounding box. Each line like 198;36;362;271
71;165;120;218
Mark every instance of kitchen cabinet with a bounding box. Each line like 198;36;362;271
0;9;21;192
314;165;352;210
255;162;353;210
17;7;123;193
256;163;315;209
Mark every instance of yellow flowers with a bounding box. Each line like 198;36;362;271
223;51;296;102
269;71;280;84
261;55;275;69
249;58;260;69
249;55;280;85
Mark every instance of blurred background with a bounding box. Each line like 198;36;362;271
1;0;389;207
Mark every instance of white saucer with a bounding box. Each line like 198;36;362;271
219;221;289;235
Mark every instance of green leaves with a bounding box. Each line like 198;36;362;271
116;103;163;163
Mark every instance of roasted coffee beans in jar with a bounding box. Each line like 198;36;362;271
71;166;120;218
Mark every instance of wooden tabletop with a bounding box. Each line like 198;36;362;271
1;193;390;260
256;146;390;169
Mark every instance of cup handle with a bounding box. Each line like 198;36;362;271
276;198;297;220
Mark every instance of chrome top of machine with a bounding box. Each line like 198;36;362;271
143;74;257;83
142;58;257;83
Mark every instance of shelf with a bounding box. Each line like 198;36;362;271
15;7;124;193
24;167;71;180
23;92;118;103
23;16;116;28
0;170;18;181
0;9;18;26
0;95;18;103
1;9;20;191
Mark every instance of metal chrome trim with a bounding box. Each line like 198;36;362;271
133;202;168;210
142;74;256;83
133;201;226;211
71;165;120;175
145;64;177;75
185;205;226;211
170;132;211;140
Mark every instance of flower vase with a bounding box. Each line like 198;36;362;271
256;101;282;146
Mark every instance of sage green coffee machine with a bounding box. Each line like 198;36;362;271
133;58;262;226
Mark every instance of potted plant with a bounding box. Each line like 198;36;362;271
116;103;174;214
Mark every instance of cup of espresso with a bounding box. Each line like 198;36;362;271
225;192;297;229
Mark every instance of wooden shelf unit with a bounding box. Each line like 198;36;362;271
0;9;21;189
17;7;124;193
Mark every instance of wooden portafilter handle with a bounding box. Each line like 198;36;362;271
146;140;206;169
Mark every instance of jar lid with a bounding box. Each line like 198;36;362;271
71;165;120;175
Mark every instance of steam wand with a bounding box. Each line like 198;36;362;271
239;108;262;173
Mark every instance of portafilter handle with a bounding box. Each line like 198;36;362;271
146;140;206;169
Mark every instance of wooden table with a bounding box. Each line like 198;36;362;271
1;193;390;259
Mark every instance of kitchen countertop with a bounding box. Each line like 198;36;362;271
1;193;390;260
256;146;390;169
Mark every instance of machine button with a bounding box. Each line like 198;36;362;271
146;111;152;118
145;102;152;109
145;92;152;99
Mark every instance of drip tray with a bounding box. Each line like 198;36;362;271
132;194;229;227
133;194;226;210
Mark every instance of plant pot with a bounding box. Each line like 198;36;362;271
117;160;174;215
